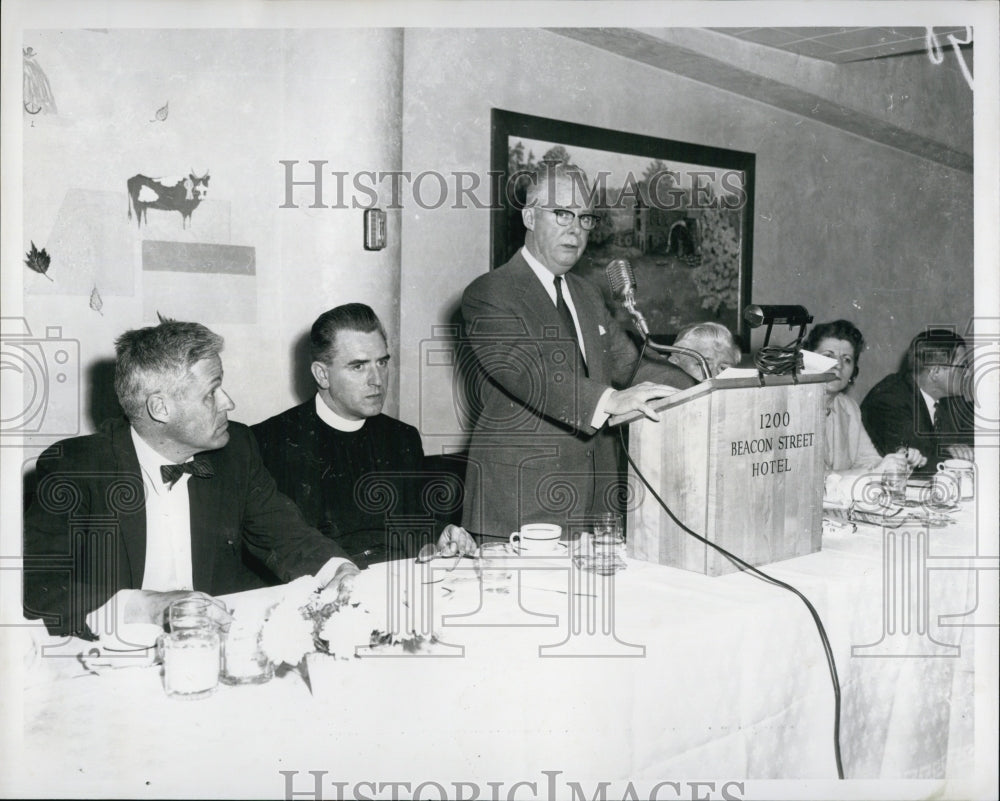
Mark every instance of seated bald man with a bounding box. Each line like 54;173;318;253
667;321;741;381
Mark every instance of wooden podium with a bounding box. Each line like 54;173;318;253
611;373;831;576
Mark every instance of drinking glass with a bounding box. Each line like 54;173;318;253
881;451;912;505
475;542;513;594
220;621;273;686
160;627;220;700
576;513;626;575
592;512;623;544
168;598;215;631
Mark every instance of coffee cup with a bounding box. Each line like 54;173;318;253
937;458;974;500
509;523;562;554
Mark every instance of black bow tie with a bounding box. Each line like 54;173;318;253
160;459;214;487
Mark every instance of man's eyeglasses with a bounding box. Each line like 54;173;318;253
541;208;601;231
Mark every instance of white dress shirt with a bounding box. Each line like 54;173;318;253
131;428;196;592
919;387;937;427
520;247;615;429
85;429;196;635
521;246;588;362
85;427;348;637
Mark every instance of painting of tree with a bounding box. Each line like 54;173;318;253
494;110;754;347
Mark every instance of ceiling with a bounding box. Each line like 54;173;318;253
708;27;972;63
550;27;972;172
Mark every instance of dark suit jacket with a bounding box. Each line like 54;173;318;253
934;395;975;448
460;250;694;537
252;401;430;567
22;418;348;636
860;371;971;469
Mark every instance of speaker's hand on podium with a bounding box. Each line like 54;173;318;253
604;382;679;422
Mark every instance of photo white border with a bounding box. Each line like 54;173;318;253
2;2;997;800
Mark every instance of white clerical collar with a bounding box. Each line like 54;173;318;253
314;393;366;432
130;426;190;495
521;246;562;304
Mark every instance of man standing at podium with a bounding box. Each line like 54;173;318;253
460;161;694;538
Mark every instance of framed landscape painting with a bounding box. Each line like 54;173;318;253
491;109;756;349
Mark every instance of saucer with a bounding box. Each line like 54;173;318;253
512;541;565;556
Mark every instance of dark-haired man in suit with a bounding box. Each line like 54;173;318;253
252;304;475;568
23;319;358;638
460;162;695;538
861;328;975;470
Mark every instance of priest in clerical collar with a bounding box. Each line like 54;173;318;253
252;303;475;571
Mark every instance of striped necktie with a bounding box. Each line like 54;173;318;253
554;276;587;375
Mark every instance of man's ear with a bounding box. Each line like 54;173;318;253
522;205;535;232
310;361;330;390
146;393;170;424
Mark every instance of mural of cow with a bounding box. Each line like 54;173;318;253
127;170;210;228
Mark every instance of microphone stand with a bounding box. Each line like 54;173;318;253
760;319;809;348
612;275;713;382
619;295;712;382
641;339;712;383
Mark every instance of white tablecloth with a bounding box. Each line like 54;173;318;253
4;502;995;800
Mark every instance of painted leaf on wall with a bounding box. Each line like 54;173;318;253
24;241;53;280
90;286;104;315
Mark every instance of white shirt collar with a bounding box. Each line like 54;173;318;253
130;426;190;495
314;393;366;432
919;387;937;420
521;246;562;304
519;247;587;362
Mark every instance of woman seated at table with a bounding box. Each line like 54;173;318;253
667;321;741;380
803;320;925;476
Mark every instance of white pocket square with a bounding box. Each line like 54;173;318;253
598;325;607;335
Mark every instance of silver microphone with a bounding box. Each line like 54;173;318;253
605;258;650;337
605;258;712;380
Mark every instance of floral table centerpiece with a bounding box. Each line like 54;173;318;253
259;575;439;697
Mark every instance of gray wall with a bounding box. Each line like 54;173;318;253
17;27;973;456
399;29;973;453
20;28;405;448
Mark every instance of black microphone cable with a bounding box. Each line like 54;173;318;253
753;335;806;377
617;341;845;779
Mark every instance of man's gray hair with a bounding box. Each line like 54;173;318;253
523;161;592;208
114;319;224;421
675;321;741;365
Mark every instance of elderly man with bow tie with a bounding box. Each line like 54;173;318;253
23;318;358;638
